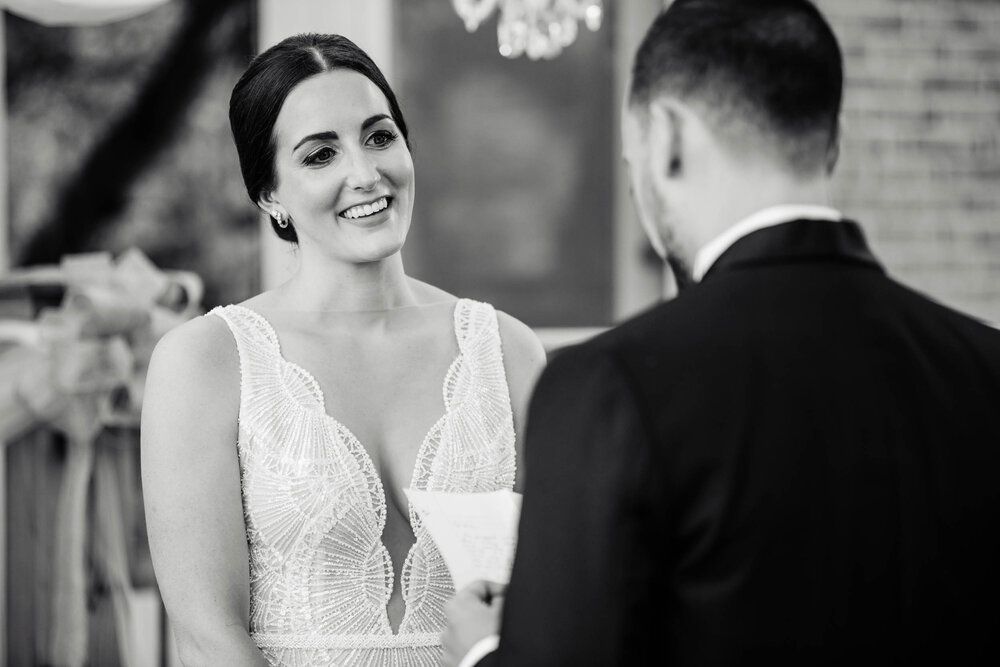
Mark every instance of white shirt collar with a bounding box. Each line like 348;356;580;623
692;204;843;282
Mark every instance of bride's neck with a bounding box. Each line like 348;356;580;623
280;253;417;313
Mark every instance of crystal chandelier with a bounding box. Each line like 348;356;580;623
452;0;604;60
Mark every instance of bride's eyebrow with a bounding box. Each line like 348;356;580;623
291;115;392;153
293;131;338;152
361;114;392;130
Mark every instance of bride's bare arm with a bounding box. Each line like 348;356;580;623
140;316;269;667
497;312;547;493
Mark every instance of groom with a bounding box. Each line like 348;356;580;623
442;0;1000;665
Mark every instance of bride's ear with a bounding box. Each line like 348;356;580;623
256;189;282;218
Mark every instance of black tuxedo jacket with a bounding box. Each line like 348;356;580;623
481;219;1000;666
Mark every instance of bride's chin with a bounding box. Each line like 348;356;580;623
350;238;407;264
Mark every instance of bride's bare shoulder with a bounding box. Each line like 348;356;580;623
147;311;238;388
495;310;546;373
142;312;241;457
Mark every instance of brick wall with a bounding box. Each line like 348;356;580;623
813;0;1000;324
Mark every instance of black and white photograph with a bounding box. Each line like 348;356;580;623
0;1;998;665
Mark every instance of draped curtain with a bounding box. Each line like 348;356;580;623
1;0;170;26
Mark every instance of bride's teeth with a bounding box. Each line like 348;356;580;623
344;197;388;219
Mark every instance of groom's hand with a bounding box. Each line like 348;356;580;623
440;580;507;667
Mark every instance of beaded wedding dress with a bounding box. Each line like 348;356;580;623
209;299;516;666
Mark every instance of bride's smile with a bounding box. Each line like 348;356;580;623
264;68;416;264
340;195;392;222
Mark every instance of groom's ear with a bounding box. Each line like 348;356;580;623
647;99;684;190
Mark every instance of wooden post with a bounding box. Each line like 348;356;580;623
0;4;8;277
257;0;395;290
1;10;10;666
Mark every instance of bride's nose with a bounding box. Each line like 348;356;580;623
345;149;381;191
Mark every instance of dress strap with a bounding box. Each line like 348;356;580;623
453;298;500;355
445;299;513;429
207;304;280;352
206;305;293;421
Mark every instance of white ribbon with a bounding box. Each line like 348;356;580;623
1;0;171;27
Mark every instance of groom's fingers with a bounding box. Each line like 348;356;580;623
488;590;506;618
484;580;508;600
461;579;508;603
462;580;492;601
441;583;507;667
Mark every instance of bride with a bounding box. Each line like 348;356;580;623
140;33;545;666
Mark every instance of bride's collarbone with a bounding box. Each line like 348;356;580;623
289;308;452;355
286;316;457;385
295;334;456;396
259;304;459;456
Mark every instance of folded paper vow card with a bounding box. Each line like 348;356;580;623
404;488;522;591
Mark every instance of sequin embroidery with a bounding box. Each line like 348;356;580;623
209;299;516;666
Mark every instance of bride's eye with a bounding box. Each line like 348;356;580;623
367;130;398;149
304;146;336;165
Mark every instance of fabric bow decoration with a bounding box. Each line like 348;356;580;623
0;248;202;667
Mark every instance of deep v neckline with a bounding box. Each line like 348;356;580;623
230;301;466;634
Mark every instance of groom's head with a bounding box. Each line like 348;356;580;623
623;0;843;278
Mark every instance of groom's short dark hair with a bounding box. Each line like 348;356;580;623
630;0;843;175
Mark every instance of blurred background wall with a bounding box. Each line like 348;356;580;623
4;0;999;327
5;0;258;309
818;0;1000;326
1;0;998;665
395;0;616;326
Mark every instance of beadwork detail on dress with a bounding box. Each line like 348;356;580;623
209;299;516;667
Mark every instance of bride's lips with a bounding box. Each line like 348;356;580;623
338;195;393;225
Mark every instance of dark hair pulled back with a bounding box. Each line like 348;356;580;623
229;33;410;243
630;0;842;174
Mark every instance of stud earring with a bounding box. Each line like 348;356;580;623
270;210;289;229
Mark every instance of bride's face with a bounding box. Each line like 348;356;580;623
266;69;415;264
